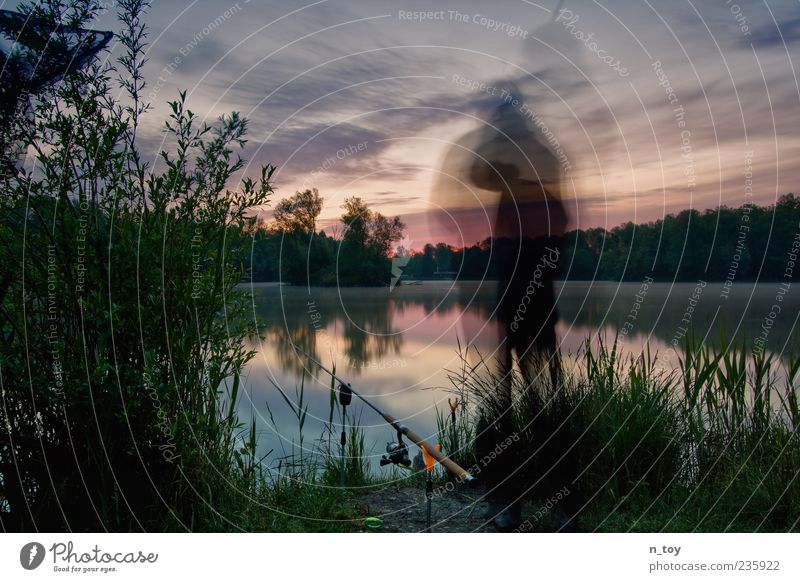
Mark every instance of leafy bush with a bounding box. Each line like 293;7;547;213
0;0;272;531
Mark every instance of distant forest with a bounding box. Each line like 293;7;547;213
248;189;404;286
248;192;800;285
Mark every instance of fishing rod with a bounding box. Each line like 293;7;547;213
291;344;476;484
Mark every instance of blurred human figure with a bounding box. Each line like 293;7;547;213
431;87;568;530
468;98;566;371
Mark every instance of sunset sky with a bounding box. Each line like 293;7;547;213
88;0;800;245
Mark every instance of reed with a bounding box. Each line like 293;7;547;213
453;334;799;532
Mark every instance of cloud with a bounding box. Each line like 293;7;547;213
748;16;800;49
370;195;420;207
130;0;800;234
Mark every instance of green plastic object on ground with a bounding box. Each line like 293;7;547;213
364;517;383;529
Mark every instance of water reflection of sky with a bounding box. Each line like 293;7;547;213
238;281;799;471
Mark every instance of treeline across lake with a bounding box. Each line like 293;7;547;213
249;193;800;285
248;189;404;286
558;193;800;282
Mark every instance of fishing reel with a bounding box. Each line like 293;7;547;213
380;441;411;467
380;430;411;467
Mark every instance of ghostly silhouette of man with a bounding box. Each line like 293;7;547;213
432;87;568;530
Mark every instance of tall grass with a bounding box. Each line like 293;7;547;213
435;357;476;472
267;368;373;494
320;417;372;489
452;335;799;532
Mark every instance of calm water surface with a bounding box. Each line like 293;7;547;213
238;281;799;469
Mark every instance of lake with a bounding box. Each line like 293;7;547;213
238;281;799;470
